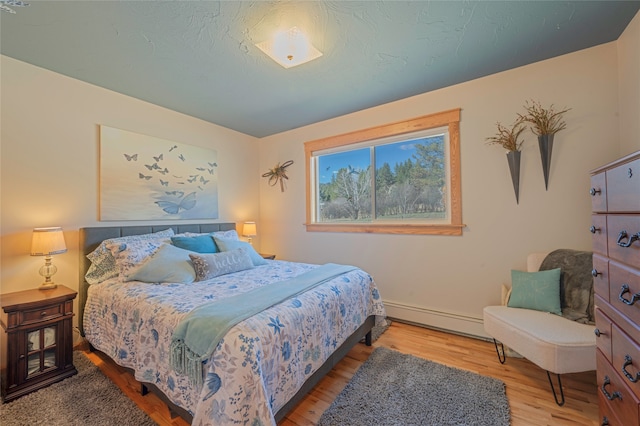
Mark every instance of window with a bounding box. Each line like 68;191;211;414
305;108;462;235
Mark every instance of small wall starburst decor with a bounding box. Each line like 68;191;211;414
262;160;293;192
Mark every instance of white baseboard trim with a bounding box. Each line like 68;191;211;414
383;299;490;339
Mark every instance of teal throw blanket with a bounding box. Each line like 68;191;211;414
169;263;358;385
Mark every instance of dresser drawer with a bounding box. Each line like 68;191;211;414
609;261;640;328
593;254;610;302
592;215;608;256
595;308;613;362
597;350;640;426
606;158;640;212
612;323;640;400
591;171;607;213
599;392;625;426
607;215;640;266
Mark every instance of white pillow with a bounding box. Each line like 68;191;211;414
85;229;174;284
107;239;167;281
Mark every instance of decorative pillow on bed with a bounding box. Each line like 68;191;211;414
189;248;254;280
171;234;219;253
508;268;562;315
213;237;268;266
107;239;169;281
85;229;174;284
127;244;196;284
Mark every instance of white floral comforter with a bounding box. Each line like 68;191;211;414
83;260;386;425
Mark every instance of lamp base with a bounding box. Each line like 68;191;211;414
39;282;57;290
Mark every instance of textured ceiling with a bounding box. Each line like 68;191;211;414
2;1;639;137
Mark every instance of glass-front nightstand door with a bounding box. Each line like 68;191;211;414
26;325;57;378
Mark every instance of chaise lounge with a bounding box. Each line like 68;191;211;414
483;251;597;406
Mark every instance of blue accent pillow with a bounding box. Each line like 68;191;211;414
508;268;562;315
213;237;268;266
171;234;219;253
128;244;196;284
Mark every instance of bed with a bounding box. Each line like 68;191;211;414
78;223;386;425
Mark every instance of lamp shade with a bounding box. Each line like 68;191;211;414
31;227;67;256
255;27;323;68
243;222;257;237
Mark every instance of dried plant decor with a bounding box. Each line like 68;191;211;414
485;120;526;152
518;100;571;136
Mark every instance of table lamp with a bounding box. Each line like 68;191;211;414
31;227;67;290
243;222;257;246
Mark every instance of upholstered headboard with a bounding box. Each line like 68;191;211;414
78;222;237;335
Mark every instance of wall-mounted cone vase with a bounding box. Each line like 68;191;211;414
506;150;521;204
538;134;554;190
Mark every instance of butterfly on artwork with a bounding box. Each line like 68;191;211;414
160;179;169;186
153;154;163;162
155;192;197;215
124;153;138;161
139;173;152;180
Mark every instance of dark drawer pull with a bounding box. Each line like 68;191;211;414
622;355;640;383
601;416;609;426
601;376;622;400
590;226;601;234
616;230;640;248
594;328;606;337
590;188;602;196
592;269;602;277
619;284;640;306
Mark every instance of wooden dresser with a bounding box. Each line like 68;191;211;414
590;150;640;426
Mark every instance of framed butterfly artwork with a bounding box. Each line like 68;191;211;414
99;125;219;220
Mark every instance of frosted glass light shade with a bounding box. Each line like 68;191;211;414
256;27;322;68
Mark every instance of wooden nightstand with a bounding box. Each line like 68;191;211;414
260;253;276;260
0;285;77;402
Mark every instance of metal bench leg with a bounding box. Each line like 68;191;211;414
492;339;506;364
546;371;565;406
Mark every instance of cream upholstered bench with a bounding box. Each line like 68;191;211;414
483;253;596;406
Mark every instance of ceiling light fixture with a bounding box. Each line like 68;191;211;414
256;27;322;69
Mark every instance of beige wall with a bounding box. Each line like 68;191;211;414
618;11;640;155
258;42;622;337
0;56;260;303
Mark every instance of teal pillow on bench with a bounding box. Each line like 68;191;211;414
508;268;562;315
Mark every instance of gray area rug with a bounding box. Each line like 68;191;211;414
0;351;156;426
318;347;510;426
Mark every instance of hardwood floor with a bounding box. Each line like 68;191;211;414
82;321;599;425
